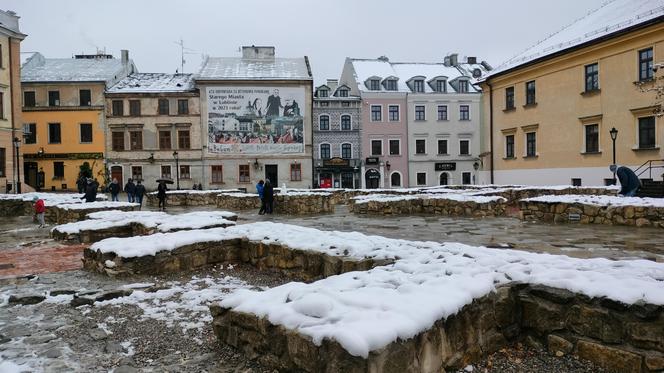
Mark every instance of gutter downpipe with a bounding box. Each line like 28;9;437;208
487;80;494;184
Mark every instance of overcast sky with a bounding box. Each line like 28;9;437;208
7;0;607;84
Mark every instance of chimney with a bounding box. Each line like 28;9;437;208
449;53;458;67
326;79;339;92
467;56;477;64
121;50;129;65
443;56;451;67
242;46;275;60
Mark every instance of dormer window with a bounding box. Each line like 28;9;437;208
338;89;348;97
435;80;447;93
413;80;425;93
319;89;329;98
458;80;469;93
370;79;380;91
386;80;397;91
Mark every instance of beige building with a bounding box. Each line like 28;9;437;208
479;0;664;186
105;73;201;191
0;10;26;193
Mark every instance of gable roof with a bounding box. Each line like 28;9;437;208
196;56;312;81
21;52;136;86
107;73;195;93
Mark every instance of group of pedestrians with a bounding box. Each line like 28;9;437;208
256;179;274;215
107;178;147;207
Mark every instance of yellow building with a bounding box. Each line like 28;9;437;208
21;51;135;191
0;10;26;193
479;0;664;186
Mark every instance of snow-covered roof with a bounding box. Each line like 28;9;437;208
21;52;136;85
487;0;664;78
107;73;196;93
348;59;479;93
196;56;311;81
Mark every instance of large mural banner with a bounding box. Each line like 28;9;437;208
207;86;305;154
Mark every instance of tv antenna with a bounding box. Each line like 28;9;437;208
174;38;197;73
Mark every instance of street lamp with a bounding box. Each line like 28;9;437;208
609;127;618;185
172;151;180;190
13;137;21;194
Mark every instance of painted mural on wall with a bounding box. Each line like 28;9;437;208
207;87;305;154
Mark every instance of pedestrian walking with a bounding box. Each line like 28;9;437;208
109;178;120;202
80;178;98;202
33;196;46;228
135;181;146;209
264;179;274;214
256;180;265;215
124;178;136;202
76;176;86;194
157;180;168;211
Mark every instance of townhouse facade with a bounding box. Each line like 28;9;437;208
21;51;136;191
312;79;361;188
479;0;664;186
196;46;313;191
105;73;201;190
0;10;26;193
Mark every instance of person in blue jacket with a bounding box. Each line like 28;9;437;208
256;180;265;215
613;165;641;197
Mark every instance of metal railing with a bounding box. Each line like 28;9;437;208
633;159;664;180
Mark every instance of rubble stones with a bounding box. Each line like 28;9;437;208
8;294;46;305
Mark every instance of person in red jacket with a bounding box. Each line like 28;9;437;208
33;196;46;228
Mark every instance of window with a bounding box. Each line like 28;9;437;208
24;91;36;107
389;139;400;155
415;139;426;154
413;80;425;93
161;165;172;179
320;101;329;107
318;89;328;98
338;89;348;98
386;80;397;91
342;101;350;107
391;173;401;187
388;105;399;121
290;163;302;181
460;105;470;120
437;105;448;120
54;162;65;179
158;99;169;115
459;140;470;155
462;172;471;185
24;123;36;144
585;124;599;153
437;139;448;155
129;100;141;116
526;132;537;157
505;135;515;158
505;87;515;110
0;45;2;68
179;165;191;179
239;164;250;183
639;48;654;81
571;178;582;187
416;172;427;186
638;116;656;149
436;80;447;93
370;79;381;90
80;89;91;106
415;105;426;121
371;105;382;121
371;140;382;156
0;93;3;118
585;63;599;92
48;123;61;144
178;130;190;149
130;131;143;150
131;166;143;181
112;131;125;151
0;148;4;177
341;172;354;188
80;123;93;143
458;80;469;93
112;100;123;116
525;81;536;105
48;91;60;106
211;165;223;183
319;115;330;130
341;143;352;159
159;130;172;150
341;115;352;130
178;99;189;115
320;144;331;159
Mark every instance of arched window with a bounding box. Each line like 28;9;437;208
341;115;352;130
320;144;331;159
439;172;449;186
341;143;352;159
319;115;330;130
391;172;401;187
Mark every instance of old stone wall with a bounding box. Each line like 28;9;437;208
48;205;137;225
146;191;228;207
215;193;334;215
519;201;664;228
481;187;615;206
350;198;507;217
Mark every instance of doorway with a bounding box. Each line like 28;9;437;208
265;164;278;187
365;169;380;189
111;166;123;190
24;162;38;189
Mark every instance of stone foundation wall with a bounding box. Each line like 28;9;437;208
215;194;262;210
350;198;507;217
216;193;334;215
48;205;137;225
519;201;664;228
211;284;664;373
146;191;234;207
481;187;615;206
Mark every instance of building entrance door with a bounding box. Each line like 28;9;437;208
111;166;123;190
365;169;380;189
24;162;38;189
265;165;278;186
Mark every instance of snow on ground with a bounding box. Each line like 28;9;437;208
522;194;664;208
352;193;506;204
0;192;107;206
217;192;258;198
52;210;237;235
147;189;239;195
56;201;139;210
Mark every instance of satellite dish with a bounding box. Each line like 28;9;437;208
472;68;482;78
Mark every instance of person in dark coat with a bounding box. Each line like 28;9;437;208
256;180;265;215
157;180;168;211
80;178;98;202
76;176;86;194
124;178;136;203
615;166;641;197
134;181;146;209
265;89;283;117
263;179;274;214
109;178;120;201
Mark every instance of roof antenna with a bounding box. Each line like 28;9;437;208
174;38;197;73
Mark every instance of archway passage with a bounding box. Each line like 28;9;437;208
440;172;449;186
390;172;401;187
365;169;380;189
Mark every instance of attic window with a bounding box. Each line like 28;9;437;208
319;89;329;98
370;79;380;91
458;80;469;93
413;80;424;93
338;89;348;97
386;80;397;91
435;80;447;93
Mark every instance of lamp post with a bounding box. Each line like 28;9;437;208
13;137;21;194
609;127;618;185
172;151;180;190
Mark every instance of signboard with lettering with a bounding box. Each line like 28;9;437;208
435;162;456;171
323;157;350;167
365;157;379;165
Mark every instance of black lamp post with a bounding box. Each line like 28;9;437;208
609;127;618;185
13;137;21;194
173;151;180;190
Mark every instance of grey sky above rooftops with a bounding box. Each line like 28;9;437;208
7;0;608;84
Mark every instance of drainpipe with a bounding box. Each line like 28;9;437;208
487;81;494;184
